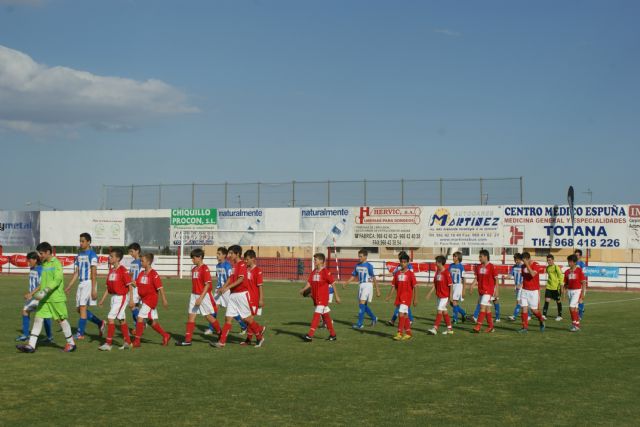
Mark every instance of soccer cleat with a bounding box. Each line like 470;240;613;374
303;335;313;342
484;328;495;333
472;316;478;323
16;344;35;353
386;320;395;327
442;329;454;335
98;321;106;338
15;335;28;342
370;317;378;327
427;328;438;335
240;327;248;335
41;337;55;344
255;337;265;348
542;315;547;321
471;328;480;334
74;333;85;340
119;343;132;351
132;341;141;348
352;324;364;330
460;315;466;323
393;332;404;341
517;328;528;334
401;334;413;341
203;329;215;336
98;343;112;351
494;318;501;323
240;338;252;346
260;325;267;335
452;318;458;325
63;343;77;352
174;341;192;346
508;316;516;321
327;335;337;341
162;334;171;346
570;326;580;332
210;341;225;348
539;322;546;332
555;316;563;321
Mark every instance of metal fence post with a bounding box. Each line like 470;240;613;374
364;179;367;205
401;179;405;206
130;185;134;209
480;178;484;205
292;180;296;207
257;182;261;208
626;266;628;290
439;178;443;206
158;184;162;209
191;183;195;208
224;182;228;208
520;176;524;204
327;180;331;207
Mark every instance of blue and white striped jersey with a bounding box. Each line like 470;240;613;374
129;258;142;281
29;265;42;292
510;264;523;286
75;249;98;282
216;261;232;289
448;263;465;285
353;262;375;283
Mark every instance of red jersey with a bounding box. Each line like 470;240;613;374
392;269;417;306
229;260;248;293
136;269;163;309
106;265;132;296
308;268;335;306
191;264;212;294
522;262;541;291
247;265;263;305
564;267;586;290
474;263;497;296
434;269;452;299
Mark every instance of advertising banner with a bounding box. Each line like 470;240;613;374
628;205;640;249
0;211;40;247
41;211;125;246
422;206;502;247
300;207;354;247
216;208;300;246
583;266;620;279
170;209;217;246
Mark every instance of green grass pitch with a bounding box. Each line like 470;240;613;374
1;275;639;426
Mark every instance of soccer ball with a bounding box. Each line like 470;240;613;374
33;290;47;301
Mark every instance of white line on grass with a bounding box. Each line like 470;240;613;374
587;297;640;306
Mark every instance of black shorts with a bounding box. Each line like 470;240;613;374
545;289;560;301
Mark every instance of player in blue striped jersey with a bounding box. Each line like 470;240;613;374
127;243;143;322
507;253;526;321
343;249;381;329
575;249;587;319
65;233;104;339
16;252;53;342
206;247;247;335
386;251;415;326
449;252;468;323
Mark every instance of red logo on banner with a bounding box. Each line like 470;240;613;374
58;256;76;267
0;255;9;266
98;256;110;264
509;226;524;245
9;254;29;268
630;205;640;218
357;207;370;224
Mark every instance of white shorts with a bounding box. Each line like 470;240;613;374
328;293;334;304
398;304;410;314
568;289;582;308
515;287;522;301
214;288;230;308
226;291;252;319
131;287;141;305
479;294;492;306
188;293;217;316
519;289;540;310
23;299;39;313
108;295;129;320
314;305;331;314
437;297;449;311
138;303;158;320
358;282;373;303
76;281;97;307
250;305;263;317
452;283;463;301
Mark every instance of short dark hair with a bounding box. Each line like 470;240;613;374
217;247;228;255
514;253;523;261
127;243;141;252
574;249;583;256
36;242;53;253
546;254;555;260
358;249;368;257
399;252;410;262
244;249;257;259
453;251;463;261
398;251;408;260
567;254;578;263
314;253;326;262
522;251;531;260
110;248;124;261
80;233;92;242
479;249;490;259
142;253;154;263
228;245;242;256
26;251;39;260
435;255;447;265
190;248;205;259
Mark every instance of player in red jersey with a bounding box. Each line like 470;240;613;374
469;249;497;333
175;248;222;346
518;252;546;333
242;250;264;346
564;254;587;332
98;248;134;351
131;253;170;347
300;253;341;342
385;252;418;341
212;245;266;348
425;255;453;335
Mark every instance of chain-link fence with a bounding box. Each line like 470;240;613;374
102;177;524;210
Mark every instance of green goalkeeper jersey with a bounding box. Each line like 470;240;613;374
40;257;66;303
545;264;564;291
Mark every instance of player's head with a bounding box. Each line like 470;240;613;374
514;253;523;263
36;242;53;261
228;245;242;261
546;254;555;265
398;250;409;261
399;252;410;268
244;249;257;267
453;251;463;263
141;253;154;268
109;248;124;266
216;247;228;263
479;249;490;263
567;254;578;266
313;252;326;267
358;249;368;262
79;233;91;250
574;249;583;258
435;255;446;267
26;251;40;267
190;248;205;264
127;242;141;258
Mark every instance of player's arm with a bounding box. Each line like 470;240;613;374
425;276;436;300
98;287;108;306
343;274;357;289
65;268;79;294
219;273;243;294
384;278;396;301
524;259;538;277
493;275;500;297
159;287;169;308
299;282;311;296
373;275;381;297
90;265;98;299
412;277;419;307
25;284;42;300
331;280;341;304
195;281;212;305
258;285;264;308
127;277;135;309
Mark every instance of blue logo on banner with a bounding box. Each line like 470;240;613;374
583;266;619;279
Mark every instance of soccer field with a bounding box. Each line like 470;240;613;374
1;275;639;426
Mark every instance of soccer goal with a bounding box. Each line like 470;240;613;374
175;228;318;280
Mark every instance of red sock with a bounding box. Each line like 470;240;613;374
219;322;233;344
404;317;412;335
308;312;321;337
120;323;131;344
434;313;442;329
249;321;263;340
398;316;405;333
572;310;579;326
522;311;529;329
475;312;486;330
208;318;222;334
534;310;544;322
322;313;335;336
151;322;167;337
444;313;452;328
185;321;196;343
106;323;115;345
487;311;494;329
134;322;145;344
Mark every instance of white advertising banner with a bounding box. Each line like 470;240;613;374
502;205;628;249
0;211;40;246
628;204;640;249
422;206;503;247
216;208;302;246
41;211;125;246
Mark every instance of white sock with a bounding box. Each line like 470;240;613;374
60;320;75;345
28;317;44;349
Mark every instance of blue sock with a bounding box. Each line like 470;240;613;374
357;304;366;326
132;307;139;323
513;304;521;317
234;315;247;330
44;319;53;339
458;306;467;318
78;318;87;335
21;315;30;336
87;310;102;327
408;307;414;322
474;303;481;319
578;303;585;318
494;303;501;320
391;307;399;322
452;306;459;321
364;304;376;320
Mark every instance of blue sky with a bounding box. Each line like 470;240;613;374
0;0;637;210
